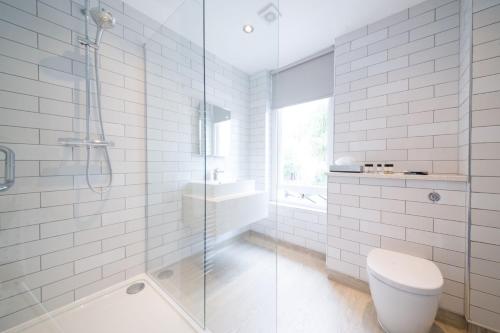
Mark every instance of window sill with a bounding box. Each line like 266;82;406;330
269;200;326;214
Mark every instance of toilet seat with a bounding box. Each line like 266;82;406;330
367;249;443;296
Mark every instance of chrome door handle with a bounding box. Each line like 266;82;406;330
0;145;15;192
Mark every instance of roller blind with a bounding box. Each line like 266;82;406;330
272;49;334;109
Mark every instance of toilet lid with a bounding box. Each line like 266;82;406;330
367;249;443;296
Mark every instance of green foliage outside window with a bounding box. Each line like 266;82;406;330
279;98;329;187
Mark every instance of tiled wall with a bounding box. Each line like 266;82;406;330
0;1;150;329
333;0;461;174
249;71;272;192
0;0;251;330
326;174;467;314
458;0;472;176
469;0;500;330
252;203;327;254
329;0;500;325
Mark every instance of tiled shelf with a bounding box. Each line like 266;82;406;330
327;172;467;182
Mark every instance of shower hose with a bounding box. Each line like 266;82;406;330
86;45;113;193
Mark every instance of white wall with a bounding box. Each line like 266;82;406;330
328;0;500;327
468;0;500;330
0;1;149;329
329;0;470;317
458;0;472;176
253;203;327;254
249;71;272;192
333;0;461;174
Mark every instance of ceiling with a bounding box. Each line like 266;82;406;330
125;0;427;74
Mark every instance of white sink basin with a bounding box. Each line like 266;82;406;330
186;180;255;198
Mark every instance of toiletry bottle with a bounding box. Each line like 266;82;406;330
384;163;394;174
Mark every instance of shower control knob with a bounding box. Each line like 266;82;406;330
428;192;441;202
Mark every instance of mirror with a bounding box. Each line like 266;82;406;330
199;103;231;157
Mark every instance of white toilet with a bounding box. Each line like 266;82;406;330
367;249;443;333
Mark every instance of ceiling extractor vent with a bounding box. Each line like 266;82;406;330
258;3;281;24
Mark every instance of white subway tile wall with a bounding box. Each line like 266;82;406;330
0;0;136;329
469;0;500;331
248;71;272;192
333;0;462;174
0;0;252;330
331;0;500;328
459;0;472;176
327;175;467;314
252;203;327;254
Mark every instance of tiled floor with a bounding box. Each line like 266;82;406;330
152;233;466;333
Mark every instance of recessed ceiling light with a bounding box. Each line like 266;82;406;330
242;24;254;33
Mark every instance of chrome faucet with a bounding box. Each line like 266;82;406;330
213;168;224;181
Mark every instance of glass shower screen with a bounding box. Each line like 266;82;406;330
203;1;280;332
144;0;207;327
145;0;279;332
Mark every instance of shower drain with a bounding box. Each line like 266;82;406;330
157;269;174;280
126;282;145;294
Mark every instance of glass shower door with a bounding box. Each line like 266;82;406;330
144;0;207;328
203;1;280;332
144;0;280;331
144;0;280;332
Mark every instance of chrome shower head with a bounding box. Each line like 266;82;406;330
89;7;115;46
90;7;116;29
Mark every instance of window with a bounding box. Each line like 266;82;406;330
274;97;331;208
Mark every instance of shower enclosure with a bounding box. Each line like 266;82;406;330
0;0;279;332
